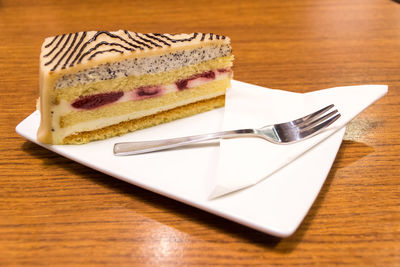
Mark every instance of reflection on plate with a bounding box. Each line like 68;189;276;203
16;80;345;237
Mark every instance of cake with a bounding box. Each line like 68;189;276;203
37;30;234;144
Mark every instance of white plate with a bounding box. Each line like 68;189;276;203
16;80;345;237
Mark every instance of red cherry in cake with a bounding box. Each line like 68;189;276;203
197;70;216;79
134;85;164;100
176;70;216;90
136;86;162;97
176;79;189;90
217;68;230;73
72;91;124;110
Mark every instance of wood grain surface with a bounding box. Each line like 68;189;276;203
1;0;399;266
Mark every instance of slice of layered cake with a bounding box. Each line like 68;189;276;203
37;30;233;144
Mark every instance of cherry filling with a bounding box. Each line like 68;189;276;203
71;91;123;110
176;70;216;90
136;86;162;97
175;79;190;90
217;68;230;73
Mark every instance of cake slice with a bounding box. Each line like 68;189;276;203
37;30;233;144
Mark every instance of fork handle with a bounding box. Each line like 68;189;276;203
113;129;255;156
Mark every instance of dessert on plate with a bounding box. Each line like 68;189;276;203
37;30;234;144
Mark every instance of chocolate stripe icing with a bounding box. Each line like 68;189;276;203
124;30;151;49
144;33;171;47
44;34;71;66
43;34;65;58
52;33;78;71
64;32;87;69
153;33;198;43
42;30;228;72
89;31;142;49
77;41;134;63
88;49;123;60
134;33;162;48
70;31;142;67
44;35;59;48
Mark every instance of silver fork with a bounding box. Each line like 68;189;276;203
114;104;340;156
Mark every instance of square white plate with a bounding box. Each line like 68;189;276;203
16;80;345;237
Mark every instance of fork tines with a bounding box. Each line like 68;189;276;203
297;104;341;135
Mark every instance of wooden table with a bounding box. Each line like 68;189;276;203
1;0;399;265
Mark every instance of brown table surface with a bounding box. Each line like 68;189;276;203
1;0;399;266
